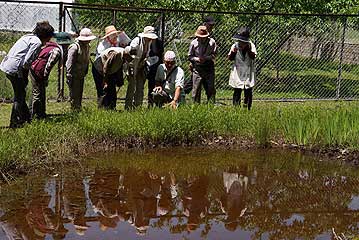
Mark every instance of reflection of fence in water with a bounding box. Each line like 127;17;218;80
1;1;359;101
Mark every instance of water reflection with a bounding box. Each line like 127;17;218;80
1;150;359;239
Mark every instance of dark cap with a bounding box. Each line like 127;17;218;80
203;15;215;25
54;32;73;45
233;26;250;42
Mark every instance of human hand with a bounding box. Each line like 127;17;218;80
153;86;162;93
230;45;238;53
193;57;201;62
169;100;177;109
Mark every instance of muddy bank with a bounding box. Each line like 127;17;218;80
1;135;358;183
79;135;359;166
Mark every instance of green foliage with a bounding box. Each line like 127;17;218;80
1;102;359;172
78;0;359;14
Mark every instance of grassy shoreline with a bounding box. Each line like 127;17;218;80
1;102;359;174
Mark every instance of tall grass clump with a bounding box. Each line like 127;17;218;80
1;102;359;172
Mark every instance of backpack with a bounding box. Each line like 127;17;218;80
31;42;60;80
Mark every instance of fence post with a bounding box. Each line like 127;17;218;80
161;12;166;44
336;17;347;100
112;10;117;25
57;2;64;101
254;14;259;45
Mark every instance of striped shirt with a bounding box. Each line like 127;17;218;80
44;47;61;79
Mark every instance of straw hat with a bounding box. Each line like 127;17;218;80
138;26;158;39
102;25;122;39
77;28;96;41
195;25;209;38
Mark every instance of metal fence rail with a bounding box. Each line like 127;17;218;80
1;0;359;101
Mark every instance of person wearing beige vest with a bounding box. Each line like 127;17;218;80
66;28;96;110
97;46;133;110
125;26;158;110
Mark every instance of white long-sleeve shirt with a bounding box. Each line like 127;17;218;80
0;34;42;77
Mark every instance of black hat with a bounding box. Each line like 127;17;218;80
233;26;250;42
203;15;215;25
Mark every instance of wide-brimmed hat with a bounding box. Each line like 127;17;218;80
195;25;209;38
101;25;122;39
77;28;97;41
138;26;158;39
233;26;250;42
54;32;73;44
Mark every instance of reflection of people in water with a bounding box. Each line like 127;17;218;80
127;169;161;235
90;170;131;231
157;172;177;216
220;165;248;231
63;177;89;236
1;178;68;240
1;208;37;240
181;175;209;232
26;195;68;239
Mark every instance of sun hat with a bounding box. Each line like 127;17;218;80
233;26;250;42
164;50;176;62
195;25;209;38
77;28;97;41
138;26;158;39
101;25;122;39
54;32;73;44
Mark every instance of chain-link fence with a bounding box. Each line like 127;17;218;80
1;0;359;102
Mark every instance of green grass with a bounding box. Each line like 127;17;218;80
1;101;359;172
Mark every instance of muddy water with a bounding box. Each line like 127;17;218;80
1;148;359;239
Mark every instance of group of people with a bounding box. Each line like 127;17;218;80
0;167;249;238
0;16;257;128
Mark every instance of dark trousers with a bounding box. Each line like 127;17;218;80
100;76;118;110
68;76;85;111
192;65;216;104
92;65;104;103
29;70;46;119
93;65;123;110
147;64;158;107
7;73;31;128
233;88;253;110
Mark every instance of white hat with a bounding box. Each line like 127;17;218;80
124;46;132;55
77;28;97;41
164;50;176;61
138;26;158;39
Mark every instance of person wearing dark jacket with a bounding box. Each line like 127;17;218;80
188;25;217;104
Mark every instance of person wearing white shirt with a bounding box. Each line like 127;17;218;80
228;26;257;110
0;21;54;128
152;51;185;109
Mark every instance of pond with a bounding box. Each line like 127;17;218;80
0;148;359;239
